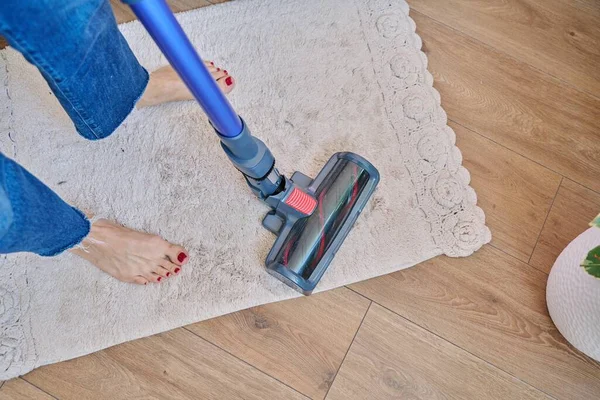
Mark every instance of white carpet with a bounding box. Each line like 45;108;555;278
0;0;491;378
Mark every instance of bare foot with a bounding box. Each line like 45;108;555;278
137;61;236;108
70;219;189;285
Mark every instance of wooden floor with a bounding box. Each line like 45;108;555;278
2;0;600;398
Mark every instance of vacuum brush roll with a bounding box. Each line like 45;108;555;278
265;153;379;295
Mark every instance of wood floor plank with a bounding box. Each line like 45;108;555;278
350;245;600;399
453;121;561;262
187;288;370;400
24;328;306;400
412;11;600;193
0;379;54;400
530;179;600;273
409;0;600;96
326;304;550;400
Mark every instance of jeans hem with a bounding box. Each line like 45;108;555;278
81;65;150;141
38;207;91;257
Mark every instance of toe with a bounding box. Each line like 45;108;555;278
204;61;217;73
132;276;149;285
160;260;180;275
142;270;163;283
212;69;227;80
154;265;171;278
167;245;188;266
217;76;235;94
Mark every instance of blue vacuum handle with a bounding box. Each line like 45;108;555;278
125;0;243;137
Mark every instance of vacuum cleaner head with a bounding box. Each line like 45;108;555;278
262;153;379;295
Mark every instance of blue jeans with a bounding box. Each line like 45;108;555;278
0;0;149;255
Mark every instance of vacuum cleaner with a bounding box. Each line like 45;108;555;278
125;0;380;295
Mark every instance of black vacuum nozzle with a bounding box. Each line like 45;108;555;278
263;153;379;295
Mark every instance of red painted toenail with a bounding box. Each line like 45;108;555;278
210;61;214;65
225;77;233;86
157;277;162;282
175;267;181;274
224;70;228;75
166;272;171;277
178;253;187;263
217;68;221;71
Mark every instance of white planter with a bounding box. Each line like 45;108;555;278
547;227;600;361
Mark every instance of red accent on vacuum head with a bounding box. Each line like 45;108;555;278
285;187;317;215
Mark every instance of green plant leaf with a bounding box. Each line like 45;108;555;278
591;213;600;229
582;245;600;279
